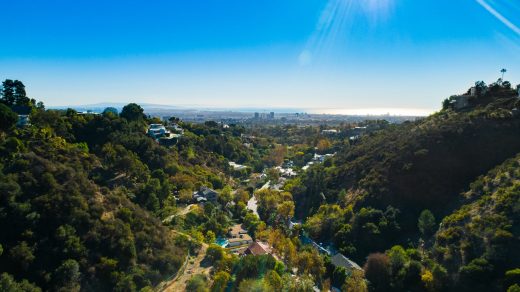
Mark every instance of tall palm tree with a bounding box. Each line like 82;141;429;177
501;68;507;81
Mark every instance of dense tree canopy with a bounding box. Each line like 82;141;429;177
0;104;17;131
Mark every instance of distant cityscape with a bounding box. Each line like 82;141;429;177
51;104;423;126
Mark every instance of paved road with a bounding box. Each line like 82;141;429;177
246;195;259;216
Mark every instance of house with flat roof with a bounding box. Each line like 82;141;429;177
226;225;253;248
228;224;248;238
147;124;169;138
322;129;339;135
11;105;31;127
449;95;469;110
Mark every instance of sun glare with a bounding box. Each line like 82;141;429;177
299;0;393;66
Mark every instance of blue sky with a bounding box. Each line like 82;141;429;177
1;0;519;114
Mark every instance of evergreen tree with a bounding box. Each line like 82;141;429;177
1;79;15;106
13;80;30;106
418;210;436;237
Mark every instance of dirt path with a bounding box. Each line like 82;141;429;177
162;204;195;224
156;231;211;292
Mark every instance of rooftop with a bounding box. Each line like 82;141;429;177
246;241;272;256
228;224;248;237
330;253;362;271
228;233;252;243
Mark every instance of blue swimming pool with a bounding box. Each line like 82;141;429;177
215;237;229;248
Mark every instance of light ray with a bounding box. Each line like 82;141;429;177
299;0;393;67
476;0;520;36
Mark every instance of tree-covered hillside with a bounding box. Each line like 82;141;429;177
0;80;276;291
435;153;520;291
0;127;186;291
293;84;520;260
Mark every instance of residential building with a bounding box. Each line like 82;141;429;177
227;224;253;247
147;124;169;138
470;86;477;96
322;129;339;135
228;224;248;238
450;95;469;110
244;241;272;256
196;186;218;203
11;105;31;127
330;253;362;272
229;161;248;171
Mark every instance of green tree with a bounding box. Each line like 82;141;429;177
442;98;451;110
265;270;282;290
206;244;225;264
205;230;216;243
505;269;520;287
417;210;436;237
102;107;119;116
387;245;408;273
186;275;208;292
343;269;368;292
13;80;29;106
53;259;81;291
9;242;35;271
0;103;18;131
0;273;41;292
1;79;15;106
277;200;295;223
120;103;145;121
219;185;233;206
211;271;230;292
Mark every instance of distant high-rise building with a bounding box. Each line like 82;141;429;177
254;112;259;119
269;112;275;119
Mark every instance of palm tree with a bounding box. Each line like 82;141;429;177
501;68;507;81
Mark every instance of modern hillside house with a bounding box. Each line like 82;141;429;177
11;105;31;127
226;224;253;248
195;186;218;203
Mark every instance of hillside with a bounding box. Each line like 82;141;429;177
434;153;520;291
294;89;520;260
0;127;187;291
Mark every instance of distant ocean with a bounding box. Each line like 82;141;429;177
308;107;434;116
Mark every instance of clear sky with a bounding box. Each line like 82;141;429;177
1;0;519;114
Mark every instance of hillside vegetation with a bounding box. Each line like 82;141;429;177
435;154;520;291
292;84;520;290
0;127;186;291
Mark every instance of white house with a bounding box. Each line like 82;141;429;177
147;124;169;138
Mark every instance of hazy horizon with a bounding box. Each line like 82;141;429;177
48;101;434;116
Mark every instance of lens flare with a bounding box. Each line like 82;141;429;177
476;0;520;36
299;0;393;66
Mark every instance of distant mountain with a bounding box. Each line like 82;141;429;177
49;102;183;111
